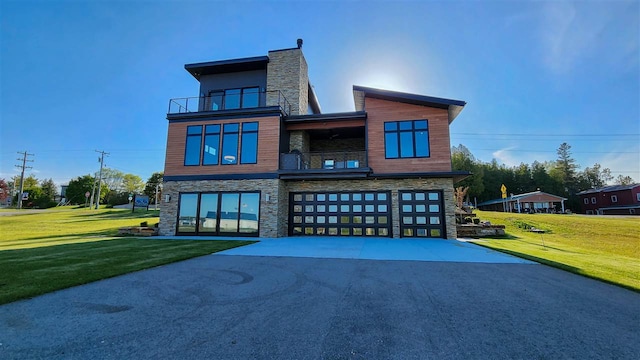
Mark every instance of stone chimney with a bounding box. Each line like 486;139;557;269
266;41;309;116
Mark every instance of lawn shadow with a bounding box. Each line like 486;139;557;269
70;210;159;221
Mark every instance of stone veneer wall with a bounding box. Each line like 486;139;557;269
266;48;308;115
284;178;457;239
160;177;456;239
159;179;286;237
289;130;310;153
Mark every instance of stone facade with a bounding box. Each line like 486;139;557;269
161;177;457;239
266;48;308;115
289;130;310;153
159;179;287;237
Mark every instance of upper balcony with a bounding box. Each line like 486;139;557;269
279;150;370;179
168;89;292;117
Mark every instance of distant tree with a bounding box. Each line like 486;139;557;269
101;168;125;193
122;174;144;194
23;174;39;189
143;172;164;203
614;175;635;186
40;178;58;201
577;163;613;190
0;179;8;202
451;145;484;201
553;142;579;192
66;175;108;205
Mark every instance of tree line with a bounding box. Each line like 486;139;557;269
452;142;635;212
0;170;163;209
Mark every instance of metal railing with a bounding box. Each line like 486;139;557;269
280;151;368;171
168;90;292;116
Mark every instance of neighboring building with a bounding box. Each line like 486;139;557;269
160;41;468;239
476;191;567;213
577;184;640;215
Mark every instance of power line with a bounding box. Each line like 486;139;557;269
15;151;34;210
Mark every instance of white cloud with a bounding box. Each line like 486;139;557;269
538;1;637;73
587;151;640;183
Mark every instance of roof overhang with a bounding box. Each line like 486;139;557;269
352;85;466;123
185;56;269;80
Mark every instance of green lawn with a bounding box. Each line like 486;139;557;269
470;211;640;291
0;207;255;304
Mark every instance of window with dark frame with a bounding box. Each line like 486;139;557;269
202;124;220;165
384;120;430;159
185;121;259;167
184;125;202;166
209;86;260;111
240;122;259;164
221;123;239;165
176;191;260;236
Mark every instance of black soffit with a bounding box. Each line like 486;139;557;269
185;56;269;80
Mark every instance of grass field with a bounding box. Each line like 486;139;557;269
470;211;640;291
0;207;254;304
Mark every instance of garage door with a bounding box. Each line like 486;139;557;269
399;190;445;238
290;191;392;237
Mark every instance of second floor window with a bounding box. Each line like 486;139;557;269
384;120;430;159
210;87;260;111
184;122;259;166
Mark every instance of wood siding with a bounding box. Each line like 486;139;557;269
164;115;281;176
365;97;452;173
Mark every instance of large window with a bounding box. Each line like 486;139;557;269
240;122;259;164
184;126;202;166
384;120;430;159
203;124;220;165
221;123;239;165
177;191;260;236
209;87;260;111
184;122;259;166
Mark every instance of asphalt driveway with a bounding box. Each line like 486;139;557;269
1;241;638;359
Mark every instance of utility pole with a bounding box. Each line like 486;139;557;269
94;150;109;209
15;151;34;210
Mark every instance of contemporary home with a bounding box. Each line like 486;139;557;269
476;191;567;213
160;40;468;238
577;184;640;215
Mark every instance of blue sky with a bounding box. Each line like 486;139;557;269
1;0;638;189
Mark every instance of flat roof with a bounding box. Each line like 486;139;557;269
184;56;269;80
352;85;466;123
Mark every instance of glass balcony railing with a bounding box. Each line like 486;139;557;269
168;90;292;116
280;151;368;171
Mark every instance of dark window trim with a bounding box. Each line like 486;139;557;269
240;122;259;164
383;119;430;159
209;86;261;110
184;125;203;166
202;124;221;166
175;190;261;237
221;123;240;165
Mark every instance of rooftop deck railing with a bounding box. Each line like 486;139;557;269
168;90;292;116
280;151;368;171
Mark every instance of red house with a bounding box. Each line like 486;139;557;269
577;184;640;215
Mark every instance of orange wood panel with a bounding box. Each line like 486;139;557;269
365;97;452;173
164;115;281;176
